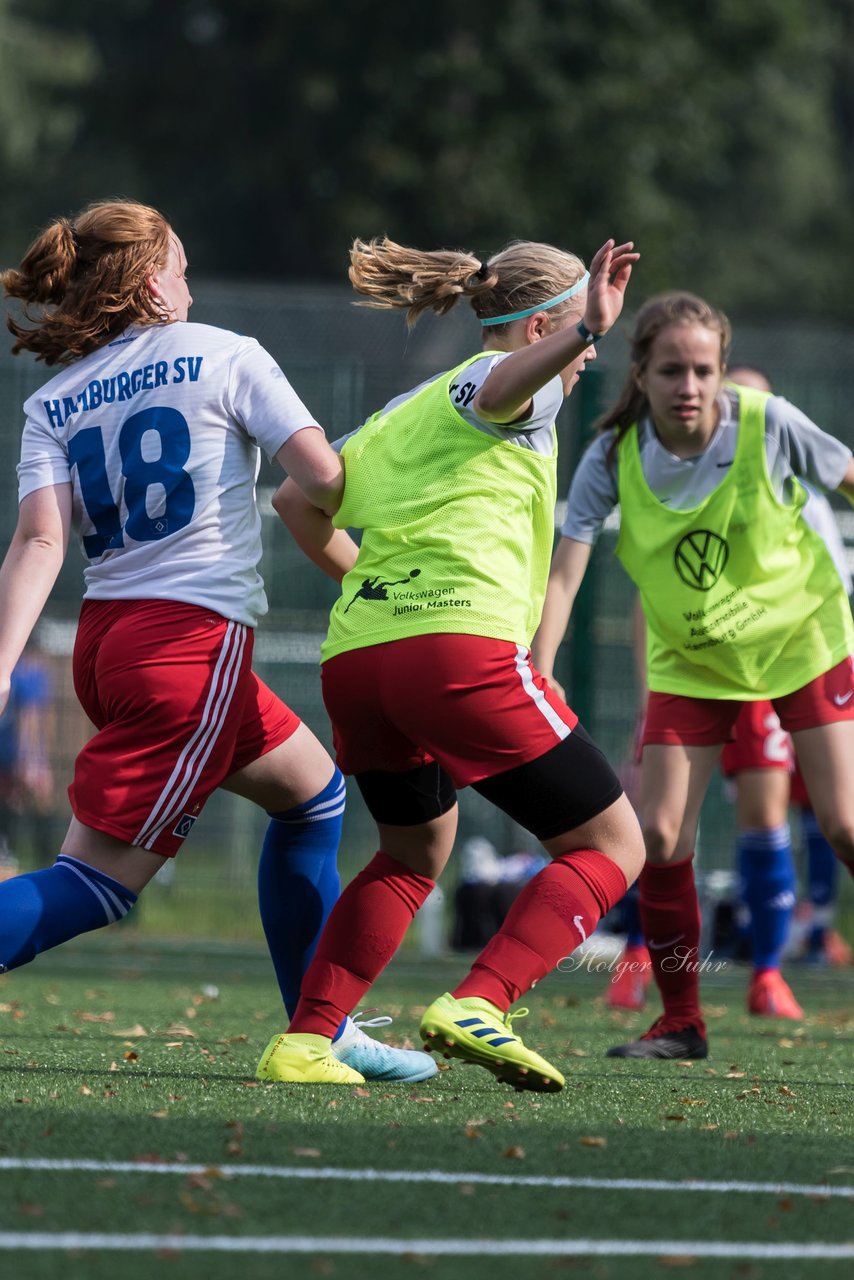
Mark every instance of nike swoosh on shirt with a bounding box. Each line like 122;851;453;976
648;934;685;950
715;460;734;468
833;691;854;706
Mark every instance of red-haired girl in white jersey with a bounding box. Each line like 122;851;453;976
0;199;434;1084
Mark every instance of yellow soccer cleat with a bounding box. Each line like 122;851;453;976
420;993;564;1092
256;1032;365;1084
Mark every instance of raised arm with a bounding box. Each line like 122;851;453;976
474;239;638;423
531;537;593;697
0;483;71;715
273;477;360;583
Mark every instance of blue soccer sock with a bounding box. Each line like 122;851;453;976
258;768;346;1026
0;854;137;973
622;881;646;948
801;807;839;952
738;825;796;972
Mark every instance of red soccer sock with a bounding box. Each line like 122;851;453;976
288;851;435;1037
639;857;705;1032
453;849;628;1010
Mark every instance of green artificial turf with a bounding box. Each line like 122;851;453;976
0;939;852;1280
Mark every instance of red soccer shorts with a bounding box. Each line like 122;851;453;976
719;701;793;777
321;633;579;787
643;655;854;748
70;599;300;856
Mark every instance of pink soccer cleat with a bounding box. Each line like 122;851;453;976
606;944;652;1011
747;970;804;1020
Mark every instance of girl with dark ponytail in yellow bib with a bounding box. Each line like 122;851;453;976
534;292;854;1059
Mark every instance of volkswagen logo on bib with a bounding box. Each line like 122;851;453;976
674;530;729;591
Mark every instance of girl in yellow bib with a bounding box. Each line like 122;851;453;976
264;235;645;1090
534;292;854;1059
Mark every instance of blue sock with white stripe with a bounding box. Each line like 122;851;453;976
0;854;137;973
738;825;796;971
258;768;345;1025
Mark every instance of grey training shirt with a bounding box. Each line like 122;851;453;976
561;387;852;544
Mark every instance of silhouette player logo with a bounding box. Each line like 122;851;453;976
674;531;728;591
344;568;421;612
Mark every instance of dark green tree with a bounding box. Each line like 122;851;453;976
4;0;853;316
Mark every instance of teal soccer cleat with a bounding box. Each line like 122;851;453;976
332;1012;438;1082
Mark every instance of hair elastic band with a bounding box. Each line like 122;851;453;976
480;271;590;326
474;261;491;280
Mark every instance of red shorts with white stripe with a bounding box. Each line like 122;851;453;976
70;599;300;856
643;655;854;747
321;633;578;787
719;701;793;777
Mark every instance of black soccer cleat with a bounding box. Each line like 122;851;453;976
606;1021;708;1060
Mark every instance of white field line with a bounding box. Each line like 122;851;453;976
0;1233;853;1258
0;1158;853;1200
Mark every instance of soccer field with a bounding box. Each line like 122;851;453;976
0;939;852;1280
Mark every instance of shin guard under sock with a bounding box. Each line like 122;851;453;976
258;769;345;1019
0;855;136;972
453;849;628;1010
287;850;435;1037
737;825;796;971
639;857;705;1032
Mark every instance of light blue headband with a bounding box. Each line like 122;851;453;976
479;271;590;327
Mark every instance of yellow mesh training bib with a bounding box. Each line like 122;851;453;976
615;387;853;698
323;353;558;661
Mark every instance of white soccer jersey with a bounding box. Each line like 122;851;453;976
17;321;320;626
